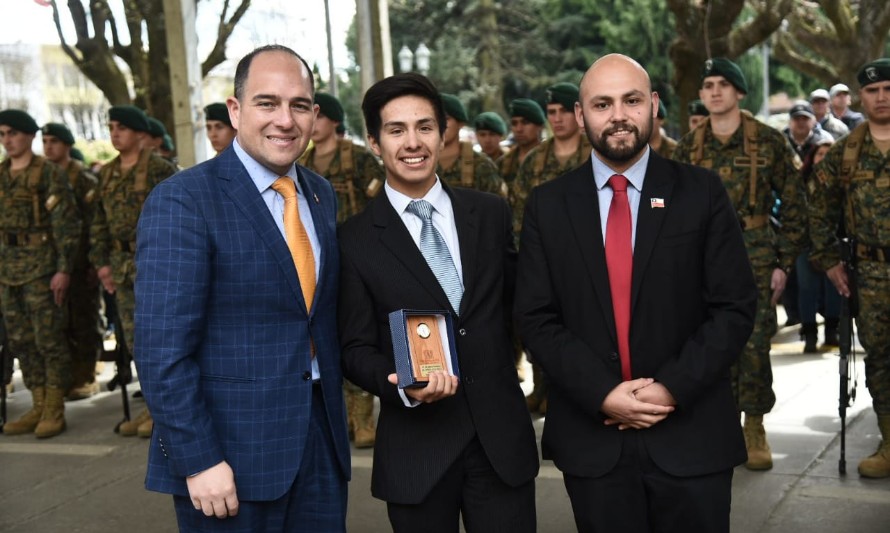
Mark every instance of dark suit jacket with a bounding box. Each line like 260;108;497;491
514;152;756;478
135;147;351;500
338;183;539;504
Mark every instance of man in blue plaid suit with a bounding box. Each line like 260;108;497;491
134;45;350;532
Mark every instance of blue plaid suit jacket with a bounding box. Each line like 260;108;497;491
135;146;351;501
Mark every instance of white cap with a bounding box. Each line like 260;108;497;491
809;88;830;101
829;83;850;97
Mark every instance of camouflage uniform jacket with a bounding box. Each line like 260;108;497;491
653;134;677;160
673;113;807;271
0;155;81;285
89;148;176;282
511;135;592;234
63;160;100;272
497;147;523;184
810;124;890;271
437;141;508;199
298;139;385;223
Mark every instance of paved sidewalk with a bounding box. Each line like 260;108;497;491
1;318;888;532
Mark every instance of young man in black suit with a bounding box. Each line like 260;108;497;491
514;54;757;532
337;73;538;533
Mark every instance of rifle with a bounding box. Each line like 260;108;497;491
0;313;7;432
102;290;132;432
837;237;859;475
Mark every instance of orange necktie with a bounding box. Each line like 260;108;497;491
271;176;316;313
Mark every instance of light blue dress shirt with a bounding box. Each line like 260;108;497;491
591;146;651;250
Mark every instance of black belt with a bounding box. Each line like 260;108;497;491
856;243;890;263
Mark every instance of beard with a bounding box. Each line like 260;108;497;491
587;116;652;164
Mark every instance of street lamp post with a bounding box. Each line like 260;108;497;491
397;43;431;75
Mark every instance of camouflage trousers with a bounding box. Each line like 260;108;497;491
114;281;136;359
856;262;890;415
65;269;103;385
0;276;72;390
731;266;777;415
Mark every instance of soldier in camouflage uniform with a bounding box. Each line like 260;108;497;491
809;58;890;478
0;109;80;438
512;82;591;415
650;100;677;159
437;93;508;199
298;92;384;448
91;105;177;438
673;58;808;471
41;123;103;400
498;98;545;184
688;99;709;131
204;102;237;156
473;111;508;161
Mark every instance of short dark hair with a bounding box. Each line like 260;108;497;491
233;45;315;101
362;73;446;142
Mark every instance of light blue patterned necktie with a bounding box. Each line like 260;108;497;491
405;199;463;314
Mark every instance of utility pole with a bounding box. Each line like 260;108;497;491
324;0;338;97
163;0;206;167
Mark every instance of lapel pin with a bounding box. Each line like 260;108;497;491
650;198;665;208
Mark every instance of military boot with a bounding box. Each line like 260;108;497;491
352;392;377;449
743;414;773;470
119;408;152;437
35;387;66;438
344;390;356;441
823;318;839;348
858;415;890;478
801;323;818;353
3;387;45;435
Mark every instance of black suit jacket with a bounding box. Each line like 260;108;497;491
338;183;539;504
514;152;756;478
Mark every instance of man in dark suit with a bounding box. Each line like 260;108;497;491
338;73;538;533
514;54;757;532
135;45;350;531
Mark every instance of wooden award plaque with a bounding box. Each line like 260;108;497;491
404;314;448;381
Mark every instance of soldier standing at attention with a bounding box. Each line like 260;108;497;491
511;82;591;415
473;111;508;161
673;58;808;471
41;123;103;400
498;98;545;184
688;99;709;131
0;109;80;438
649;101;677;159
298;92;383;449
809;58;890;478
91;105;177;438
437;93;508;198
204;102;237;156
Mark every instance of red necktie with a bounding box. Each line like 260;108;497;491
605;174;633;381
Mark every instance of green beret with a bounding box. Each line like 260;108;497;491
146;117;167;139
509;98;545;125
656;101;667;119
109;105;150;133
546;82;579;110
473;112;507;136
0;109;39;134
162;133;174;152
701;57;748;94
336;123;345;135
314;93;344;123
858;58;890;88
688;99;709;117
41;122;75;145
69;147;85;162
204;103;232;127
440;93;469;123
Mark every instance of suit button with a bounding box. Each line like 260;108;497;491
459;328;467;336
609;352;619;361
302;371;312;381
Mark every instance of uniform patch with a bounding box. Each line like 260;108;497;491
876;177;890;188
85;189;96;203
816;168;829;185
854;170;875;180
45;194;60;212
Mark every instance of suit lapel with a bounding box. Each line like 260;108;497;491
373;193;457;314
630;153;674;315
564;162;616;343
448;186;477;316
217;152;307;311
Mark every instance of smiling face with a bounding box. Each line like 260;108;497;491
227;50;317;175
367;94;442;198
576;54;656;173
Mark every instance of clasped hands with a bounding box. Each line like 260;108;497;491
602;378;676;430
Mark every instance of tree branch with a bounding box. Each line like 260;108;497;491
818;0;855;41
202;0;251;77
